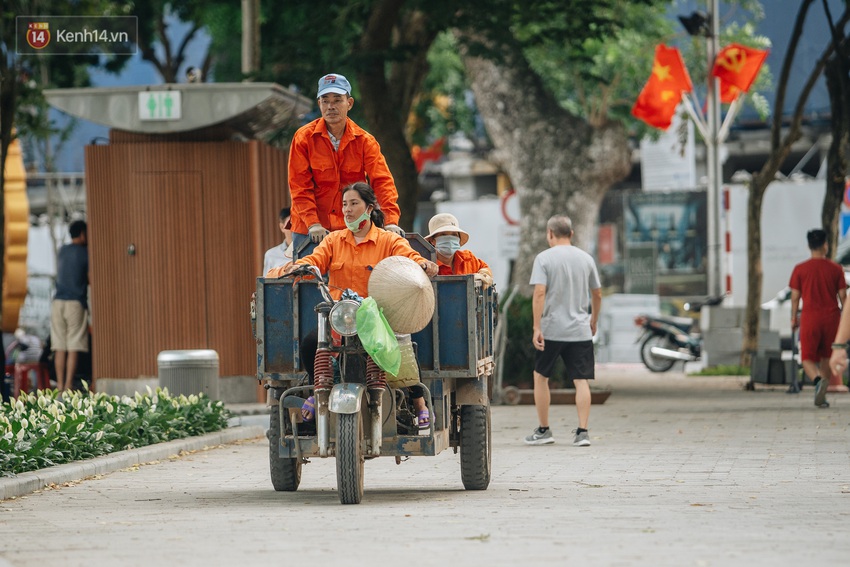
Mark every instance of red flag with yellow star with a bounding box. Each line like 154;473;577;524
712;43;768;94
631;45;693;130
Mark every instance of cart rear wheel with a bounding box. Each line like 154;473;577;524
268;406;301;491
460;404;491;490
336;412;365;504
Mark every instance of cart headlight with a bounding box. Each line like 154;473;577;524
330;300;360;336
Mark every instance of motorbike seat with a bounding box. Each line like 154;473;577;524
647;315;694;332
668;316;695;332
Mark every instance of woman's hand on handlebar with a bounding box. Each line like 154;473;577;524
282;262;316;278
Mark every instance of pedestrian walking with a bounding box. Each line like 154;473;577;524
789;228;846;408
50;220;89;392
524;215;602;447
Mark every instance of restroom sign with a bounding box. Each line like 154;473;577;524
138;90;182;121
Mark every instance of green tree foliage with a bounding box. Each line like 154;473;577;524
408;32;478;148
1;2;130;170
132;0;220;83
0;0;131;328
201;0;669;228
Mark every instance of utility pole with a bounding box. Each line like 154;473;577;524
706;0;722;297
681;0;732;298
241;0;260;78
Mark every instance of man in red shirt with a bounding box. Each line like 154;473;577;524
789;229;847;408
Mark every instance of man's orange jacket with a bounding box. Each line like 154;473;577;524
288;117;401;235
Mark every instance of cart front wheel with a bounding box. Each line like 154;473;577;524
336;412;365;504
459;404;491;490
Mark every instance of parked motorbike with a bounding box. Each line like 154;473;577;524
634;294;726;372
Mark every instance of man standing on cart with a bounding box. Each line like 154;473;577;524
288;73;404;258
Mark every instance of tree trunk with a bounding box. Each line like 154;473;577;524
742;183;765;366
355;1;435;230
359;83;422;229
741;1;847;365
822;36;850;257
458;32;631;294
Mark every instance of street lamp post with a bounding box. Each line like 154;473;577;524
680;0;726;298
706;2;722;298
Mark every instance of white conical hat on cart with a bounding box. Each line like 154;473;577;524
368;256;435;334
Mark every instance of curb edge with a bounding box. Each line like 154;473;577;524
0;425;265;501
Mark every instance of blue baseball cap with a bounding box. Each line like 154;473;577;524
317;73;351;97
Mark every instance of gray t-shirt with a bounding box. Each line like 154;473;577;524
529;244;601;341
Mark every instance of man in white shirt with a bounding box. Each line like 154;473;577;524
263;207;293;275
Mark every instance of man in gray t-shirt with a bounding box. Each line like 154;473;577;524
524;215;602;447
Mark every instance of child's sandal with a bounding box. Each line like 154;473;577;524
417;408;430;430
301;395;315;422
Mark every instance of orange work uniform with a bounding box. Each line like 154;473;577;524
437;249;492;278
266;224;426;299
287;117;401;235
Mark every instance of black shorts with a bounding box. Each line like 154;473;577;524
534;340;595;380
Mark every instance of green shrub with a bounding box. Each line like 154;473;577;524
688;365;750;376
0;386;230;477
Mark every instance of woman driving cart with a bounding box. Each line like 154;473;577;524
266;181;438;426
258;181;494;503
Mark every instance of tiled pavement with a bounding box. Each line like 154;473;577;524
1;365;848;566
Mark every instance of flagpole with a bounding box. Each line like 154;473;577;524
706;0;723;298
717;96;742;145
687;91;707;124
680;95;709;141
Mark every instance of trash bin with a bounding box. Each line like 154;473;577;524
157;350;219;399
750;351;793;385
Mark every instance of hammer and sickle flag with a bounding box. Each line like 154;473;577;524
631;45;693;130
711;43;768;98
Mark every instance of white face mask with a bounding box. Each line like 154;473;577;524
435;234;461;257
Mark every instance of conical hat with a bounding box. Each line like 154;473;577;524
368;256;435;334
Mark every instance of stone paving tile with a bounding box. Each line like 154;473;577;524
1;366;849;566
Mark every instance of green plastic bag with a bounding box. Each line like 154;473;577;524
356;297;401;375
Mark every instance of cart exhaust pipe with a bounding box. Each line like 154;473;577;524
650;346;697;362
